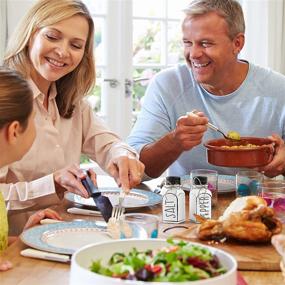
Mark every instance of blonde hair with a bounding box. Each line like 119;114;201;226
183;0;245;39
4;0;95;118
0;67;33;130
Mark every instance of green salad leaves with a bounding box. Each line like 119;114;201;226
90;239;227;282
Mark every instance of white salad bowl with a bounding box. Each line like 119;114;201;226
70;239;237;285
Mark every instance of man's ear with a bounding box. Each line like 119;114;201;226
7;121;21;145
233;33;245;55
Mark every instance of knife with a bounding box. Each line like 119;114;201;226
81;172;113;222
21;248;70;263
67;207;102;217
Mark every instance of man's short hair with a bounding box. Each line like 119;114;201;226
183;0;245;39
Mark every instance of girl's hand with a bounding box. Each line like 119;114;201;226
0;258;13;271
23;208;62;230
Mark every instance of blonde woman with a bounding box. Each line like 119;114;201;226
0;68;61;271
3;0;144;234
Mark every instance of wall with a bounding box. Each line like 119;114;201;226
7;0;35;38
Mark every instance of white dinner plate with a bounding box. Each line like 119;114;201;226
20;221;110;255
218;175;236;193
65;187;162;210
181;174;236;193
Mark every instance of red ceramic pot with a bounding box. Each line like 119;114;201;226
204;137;274;167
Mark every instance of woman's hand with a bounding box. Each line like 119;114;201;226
107;153;145;193
23;208;62;230
53;164;97;198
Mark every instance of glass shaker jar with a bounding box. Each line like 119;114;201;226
162;176;185;223
189;176;212;223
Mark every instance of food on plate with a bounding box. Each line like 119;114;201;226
107;217;132;239
198;196;282;243
226;131;241;140
89;239;227;282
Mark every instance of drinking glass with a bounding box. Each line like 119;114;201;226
236;170;263;197
261;181;285;223
120;213;159;238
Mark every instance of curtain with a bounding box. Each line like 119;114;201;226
241;0;285;75
0;0;7;63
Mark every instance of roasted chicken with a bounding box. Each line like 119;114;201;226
198;196;282;243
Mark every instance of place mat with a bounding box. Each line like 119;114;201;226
173;226;281;271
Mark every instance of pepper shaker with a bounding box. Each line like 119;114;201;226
189;176;212;223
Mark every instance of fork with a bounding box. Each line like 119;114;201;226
111;190;125;220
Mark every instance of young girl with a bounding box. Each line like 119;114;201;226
0;67;61;271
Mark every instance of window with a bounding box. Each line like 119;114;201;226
132;0;189;118
82;0;107;113
83;0;189;138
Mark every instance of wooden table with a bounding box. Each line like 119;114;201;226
0;180;283;285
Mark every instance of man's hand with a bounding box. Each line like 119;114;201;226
138;110;208;178
107;154;145;193
172;111;208;151
53;165;97;198
258;134;285;177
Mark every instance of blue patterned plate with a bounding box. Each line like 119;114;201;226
65;188;162;210
20;221;110;255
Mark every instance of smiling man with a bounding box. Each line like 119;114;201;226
127;0;285;179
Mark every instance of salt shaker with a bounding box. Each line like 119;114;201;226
162;176;185;223
189;176;212;223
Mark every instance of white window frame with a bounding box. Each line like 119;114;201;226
100;0;133;139
101;0;184;139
